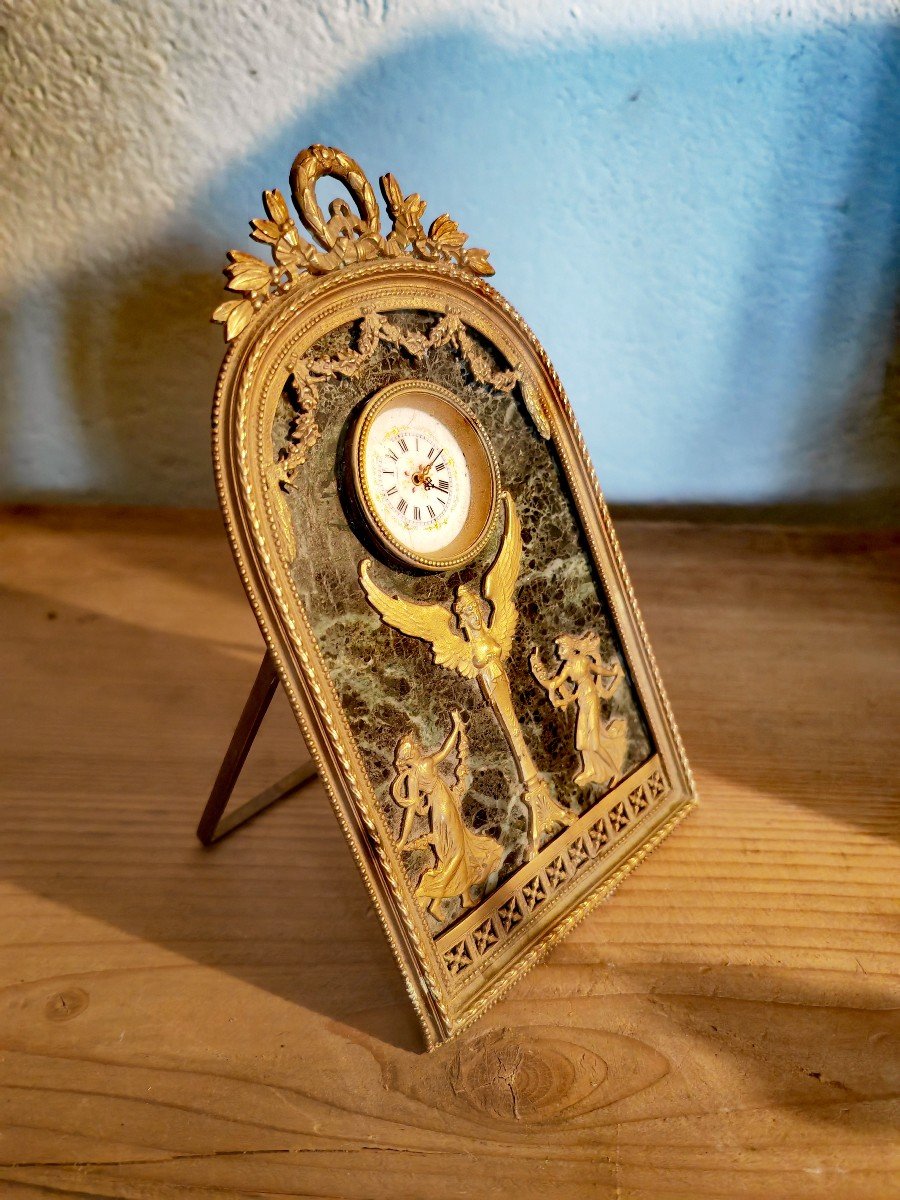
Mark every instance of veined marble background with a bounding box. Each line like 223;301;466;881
278;311;653;933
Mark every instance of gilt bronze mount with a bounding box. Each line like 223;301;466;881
201;144;697;1047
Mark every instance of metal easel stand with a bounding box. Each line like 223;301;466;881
195;650;317;845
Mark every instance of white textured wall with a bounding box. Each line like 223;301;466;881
1;1;897;509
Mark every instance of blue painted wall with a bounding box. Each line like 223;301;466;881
2;10;898;510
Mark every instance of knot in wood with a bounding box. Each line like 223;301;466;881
450;1027;607;1124
44;987;89;1022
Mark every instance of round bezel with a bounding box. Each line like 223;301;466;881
348;380;499;572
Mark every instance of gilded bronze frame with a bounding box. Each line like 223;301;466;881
204;146;697;1047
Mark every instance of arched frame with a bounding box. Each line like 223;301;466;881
212;149;697;1047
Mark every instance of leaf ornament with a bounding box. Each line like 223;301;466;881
213;146;497;341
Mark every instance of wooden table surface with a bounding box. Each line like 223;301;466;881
0;506;897;1199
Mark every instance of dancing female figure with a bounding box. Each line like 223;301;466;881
531;632;628;790
392;710;503;920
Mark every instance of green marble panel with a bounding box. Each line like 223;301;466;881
276;310;653;934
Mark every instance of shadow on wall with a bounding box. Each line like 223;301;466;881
1;19;898;512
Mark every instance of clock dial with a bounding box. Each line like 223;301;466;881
348;381;498;572
365;406;470;557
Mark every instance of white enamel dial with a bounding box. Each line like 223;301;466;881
350;381;499;572
364;405;471;556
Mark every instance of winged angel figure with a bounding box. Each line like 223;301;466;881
360;491;574;854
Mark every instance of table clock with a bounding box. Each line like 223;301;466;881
198;145;697;1048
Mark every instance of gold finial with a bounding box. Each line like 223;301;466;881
213;145;495;341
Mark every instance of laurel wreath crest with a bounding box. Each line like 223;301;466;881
213;145;495;342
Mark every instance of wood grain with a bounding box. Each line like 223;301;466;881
0;505;897;1199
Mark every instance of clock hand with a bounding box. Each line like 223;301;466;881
411;460;438;489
